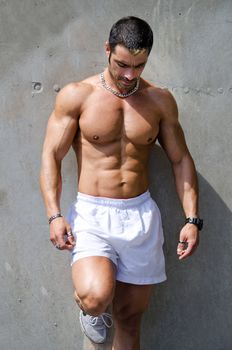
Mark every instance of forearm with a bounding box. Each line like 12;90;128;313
40;152;62;218
172;152;199;217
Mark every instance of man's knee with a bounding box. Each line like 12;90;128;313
114;310;143;337
113;298;150;333
114;296;149;320
74;286;114;316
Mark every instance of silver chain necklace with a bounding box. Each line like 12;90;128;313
100;72;140;98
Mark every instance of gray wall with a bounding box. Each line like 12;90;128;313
1;1;231;349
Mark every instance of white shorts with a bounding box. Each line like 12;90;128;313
67;191;166;285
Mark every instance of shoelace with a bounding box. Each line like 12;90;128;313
89;313;113;328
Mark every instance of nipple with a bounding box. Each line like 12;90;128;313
93;135;99;140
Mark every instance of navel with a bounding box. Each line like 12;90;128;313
93;135;99;140
147;137;153;143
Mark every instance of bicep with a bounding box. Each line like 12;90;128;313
42;110;78;161
42;84;82;161
157;92;189;164
158;120;189;164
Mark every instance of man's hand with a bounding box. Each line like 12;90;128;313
177;224;199;260
49;217;76;251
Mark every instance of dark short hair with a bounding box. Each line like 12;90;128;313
108;16;153;54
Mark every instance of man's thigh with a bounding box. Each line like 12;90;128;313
72;256;116;299
113;281;153;319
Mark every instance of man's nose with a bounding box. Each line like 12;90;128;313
124;68;137;80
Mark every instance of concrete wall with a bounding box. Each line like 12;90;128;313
1;1;231;349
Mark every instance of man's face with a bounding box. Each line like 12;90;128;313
105;44;149;92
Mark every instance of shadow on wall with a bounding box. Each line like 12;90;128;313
81;144;232;350
141;145;232;350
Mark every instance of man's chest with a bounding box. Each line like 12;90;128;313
79;96;161;145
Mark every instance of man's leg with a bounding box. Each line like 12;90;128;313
112;281;153;350
72;256;116;316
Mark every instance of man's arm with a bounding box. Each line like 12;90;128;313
157;90;200;260
40;83;82;250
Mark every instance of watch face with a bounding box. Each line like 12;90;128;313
186;217;203;230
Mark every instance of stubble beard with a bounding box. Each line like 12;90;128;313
108;65;137;93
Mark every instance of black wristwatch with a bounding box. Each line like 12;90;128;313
185;217;203;230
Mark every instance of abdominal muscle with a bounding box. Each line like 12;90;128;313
75;135;151;199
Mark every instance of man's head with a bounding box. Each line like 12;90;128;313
108;16;153;56
105;17;153;92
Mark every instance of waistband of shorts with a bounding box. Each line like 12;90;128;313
76;190;151;208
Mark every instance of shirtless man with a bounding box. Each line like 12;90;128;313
40;16;203;350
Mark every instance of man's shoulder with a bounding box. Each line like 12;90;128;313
60;77;96;99
141;80;178;120
55;75;99;114
141;79;175;103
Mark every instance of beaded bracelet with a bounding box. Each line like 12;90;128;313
48;213;63;225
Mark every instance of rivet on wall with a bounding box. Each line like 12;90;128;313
32;82;43;93
53;84;61;93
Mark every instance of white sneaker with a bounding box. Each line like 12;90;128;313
79;310;113;344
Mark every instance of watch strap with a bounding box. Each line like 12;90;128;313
185;217;203;230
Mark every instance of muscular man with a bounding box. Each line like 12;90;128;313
40;16;203;350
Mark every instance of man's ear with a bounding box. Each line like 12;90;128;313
105;42;111;59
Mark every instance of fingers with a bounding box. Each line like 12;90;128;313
65;229;76;247
50;235;68;251
178;242;191;260
50;220;75;251
52;238;74;251
55;237;74;251
177;241;195;260
55;230;75;251
177;240;186;256
177;224;199;260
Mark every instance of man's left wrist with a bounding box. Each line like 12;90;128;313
185;217;203;231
